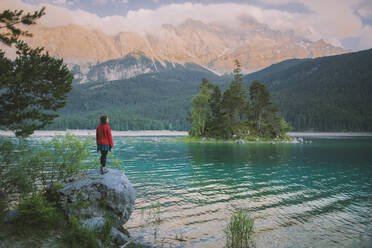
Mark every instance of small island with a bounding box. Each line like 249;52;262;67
183;60;292;143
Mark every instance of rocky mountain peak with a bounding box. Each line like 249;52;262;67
1;17;349;80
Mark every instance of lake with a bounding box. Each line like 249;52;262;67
21;132;372;247
96;135;372;248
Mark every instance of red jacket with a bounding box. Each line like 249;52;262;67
96;124;113;148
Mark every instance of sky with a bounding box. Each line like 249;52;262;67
1;0;372;51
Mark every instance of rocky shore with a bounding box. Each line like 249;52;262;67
1;169;148;248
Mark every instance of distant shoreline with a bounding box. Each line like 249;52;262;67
0;130;189;137
287;132;372;137
1;130;371;137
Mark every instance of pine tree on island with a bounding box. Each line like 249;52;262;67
188;60;291;141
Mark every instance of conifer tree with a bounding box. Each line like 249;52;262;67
221;60;248;136
207;85;225;137
0;7;45;46
189;78;213;137
0;7;73;137
249;80;271;133
189;64;291;139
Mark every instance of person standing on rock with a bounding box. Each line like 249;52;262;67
96;115;114;174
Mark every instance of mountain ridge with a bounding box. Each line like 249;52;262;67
46;49;372;132
3;18;348;78
243;48;372;131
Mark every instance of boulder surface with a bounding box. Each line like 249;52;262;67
48;169;135;227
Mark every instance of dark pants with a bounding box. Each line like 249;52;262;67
100;150;108;167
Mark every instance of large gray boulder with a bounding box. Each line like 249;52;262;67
47;169;135;227
80;217;130;246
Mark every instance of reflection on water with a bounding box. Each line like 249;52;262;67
111;137;372;248
31;136;372;247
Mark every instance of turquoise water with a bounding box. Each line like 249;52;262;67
104;137;372;248
27;135;372;247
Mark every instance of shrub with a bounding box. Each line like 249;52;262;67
63;216;118;248
0;138;35;199
46;182;65;202
63;216;100;248
0;198;6;220
225;209;254;248
0;133;93;203
96;216;116;247
35;133;93;184
16;193;64;232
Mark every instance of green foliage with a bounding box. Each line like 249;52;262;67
225;209;254;248
0;134;93;204
189;78;214;136
223;60;248;128
98;199;111;211
43;57;224;131
0;138;36;200
0;7;45;46
36;133;93;182
16;193;64;232
63;216;117;248
0;197;6;219
0;193;66;247
0;7;73;137
97;216;116;247
207;85;225;136
0;41;73;137
244;49;372;131
189;62;290;139
46;182;65;203
63;216;100;248
71;193;90;211
47;50;372;132
250;80;271;133
125;243;147;248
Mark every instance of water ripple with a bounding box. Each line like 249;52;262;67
111;137;372;248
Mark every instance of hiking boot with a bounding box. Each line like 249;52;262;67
101;167;108;174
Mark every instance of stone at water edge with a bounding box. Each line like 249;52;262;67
80;217;130;246
47;169;136;227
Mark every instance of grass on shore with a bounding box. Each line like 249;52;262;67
0;193;139;248
225;209;254;248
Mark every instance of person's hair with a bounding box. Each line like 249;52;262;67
100;115;108;124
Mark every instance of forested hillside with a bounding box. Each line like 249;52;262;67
46;62;228;130
244;48;372;131
46;49;372;132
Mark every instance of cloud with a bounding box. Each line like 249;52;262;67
93;0;128;4
1;0;371;50
358;25;372;49
94;0;109;5
51;0;66;4
357;4;372;20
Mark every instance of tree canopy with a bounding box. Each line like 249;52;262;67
0;7;45;46
0;7;73;137
189;78;213;136
188;61;291;139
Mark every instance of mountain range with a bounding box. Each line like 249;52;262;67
45;49;372;132
3;18;348;83
2;16;368;131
